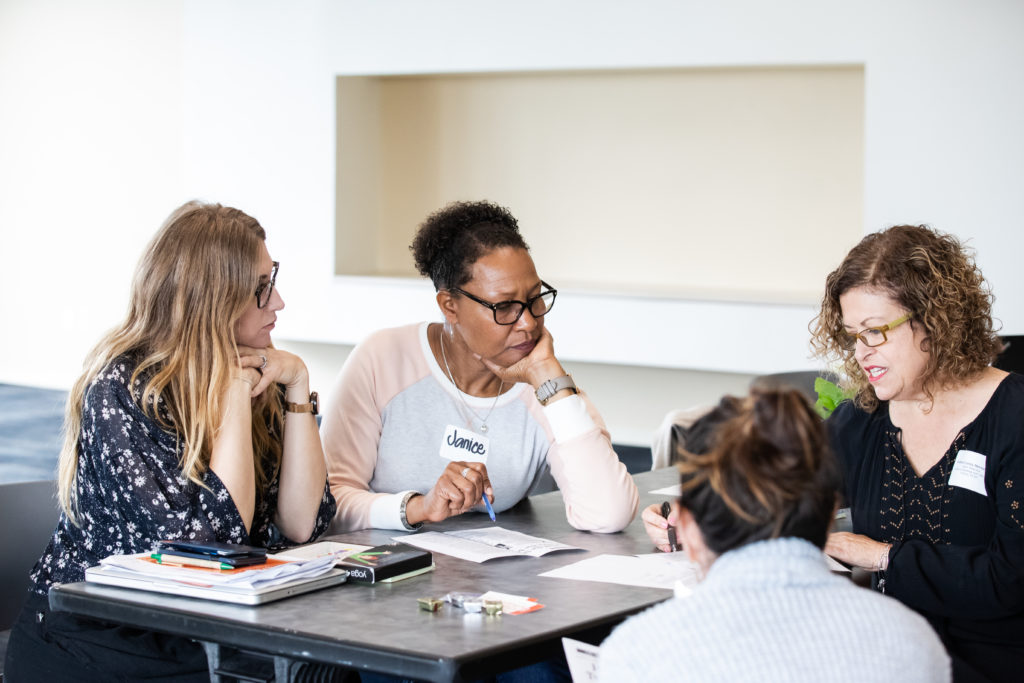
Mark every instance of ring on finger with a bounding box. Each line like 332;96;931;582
259;355;268;370
460;467;470;478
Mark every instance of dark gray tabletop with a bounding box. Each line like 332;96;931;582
49;467;681;682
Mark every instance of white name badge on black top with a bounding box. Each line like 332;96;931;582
439;424;489;463
948;449;988;497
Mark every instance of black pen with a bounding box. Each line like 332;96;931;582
661;501;679;552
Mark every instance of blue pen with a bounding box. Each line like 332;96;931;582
482;494;497;522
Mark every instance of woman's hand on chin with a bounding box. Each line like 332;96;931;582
236;345;309;398
477;327;565;389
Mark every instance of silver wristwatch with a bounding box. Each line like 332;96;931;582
399;491;423;531
535;374;577;406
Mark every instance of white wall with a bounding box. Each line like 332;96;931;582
175;0;1024;372
0;0;185;387
3;0;1023;444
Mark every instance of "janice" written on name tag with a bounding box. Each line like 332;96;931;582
439;424;489;463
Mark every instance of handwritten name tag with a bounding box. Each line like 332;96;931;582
948;449;988;497
439;424;489;463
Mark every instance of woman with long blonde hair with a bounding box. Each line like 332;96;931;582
5;201;335;681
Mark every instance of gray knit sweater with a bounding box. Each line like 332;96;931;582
599;538;950;682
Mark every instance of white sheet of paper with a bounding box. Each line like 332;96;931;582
824;554;851;573
562;637;600;682
949;449;988;496
395;527;580;563
649;484;681;496
540;552;699;590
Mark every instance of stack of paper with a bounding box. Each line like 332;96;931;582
86;552;346;604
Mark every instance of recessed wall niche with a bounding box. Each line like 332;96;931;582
336;66;863;302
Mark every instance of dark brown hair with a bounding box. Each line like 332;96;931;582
810;224;1002;412
676;388;840;554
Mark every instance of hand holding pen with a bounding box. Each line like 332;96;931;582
641;501;681;552
407;461;494;525
661;502;680;552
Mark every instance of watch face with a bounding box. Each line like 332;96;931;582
310;391;319;415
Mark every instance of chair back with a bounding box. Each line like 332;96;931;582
0;480;59;630
995;335;1024;374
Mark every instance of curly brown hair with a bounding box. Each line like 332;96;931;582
810;224;1002;412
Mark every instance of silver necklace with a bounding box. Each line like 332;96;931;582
439;329;503;434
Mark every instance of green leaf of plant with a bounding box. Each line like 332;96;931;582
814;377;855;419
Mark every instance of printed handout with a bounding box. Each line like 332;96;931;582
395;527;581;563
562;637;600;682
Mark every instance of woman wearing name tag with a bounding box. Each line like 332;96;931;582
812;225;1024;682
322;200;638;532
4;202;336;681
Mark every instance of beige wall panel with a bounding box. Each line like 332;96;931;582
337;67;864;300
336;77;382;275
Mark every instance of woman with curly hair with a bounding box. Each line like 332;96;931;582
4;201;336;681
322;200;638;533
600;388;950;682
812;224;1023;682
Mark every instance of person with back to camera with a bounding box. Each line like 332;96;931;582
812;225;1024;682
3;202;336;682
599;388;951;683
321;200;638;533
641;395;744;552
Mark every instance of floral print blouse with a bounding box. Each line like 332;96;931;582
29;356;336;596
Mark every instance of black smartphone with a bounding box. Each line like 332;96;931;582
156;548;267;567
158;539;267;559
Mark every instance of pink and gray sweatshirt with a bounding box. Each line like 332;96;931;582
321;323;639;533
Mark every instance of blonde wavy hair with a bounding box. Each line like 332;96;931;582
810;224;1002;412
58;201;284;523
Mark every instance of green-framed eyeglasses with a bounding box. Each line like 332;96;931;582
842;313;913;349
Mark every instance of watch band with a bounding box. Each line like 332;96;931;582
285;391;319;415
399;491;423;531
535;375;577;406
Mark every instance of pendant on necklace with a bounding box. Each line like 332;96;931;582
480;423;489;434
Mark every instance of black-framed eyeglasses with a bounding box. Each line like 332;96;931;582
255;261;279;309
450;280;557;325
841;313;912;349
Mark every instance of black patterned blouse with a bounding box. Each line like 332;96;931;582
29;356;336;596
829;372;1024;680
